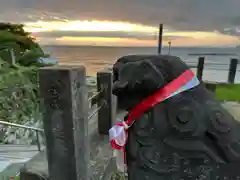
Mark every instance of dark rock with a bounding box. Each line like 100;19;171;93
112;55;240;179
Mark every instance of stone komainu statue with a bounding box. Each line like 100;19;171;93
112;55;240;180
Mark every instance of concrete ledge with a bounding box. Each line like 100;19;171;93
222;102;240;121
20;151;49;180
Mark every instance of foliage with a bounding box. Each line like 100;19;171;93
0;59;44;144
0;22;47;144
111;172;126;180
0;22;48;67
2;175;20;180
0;30;37;52
17;47;48;66
0;64;40;123
0;23;31;37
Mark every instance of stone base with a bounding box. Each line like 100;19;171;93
20;151;49;180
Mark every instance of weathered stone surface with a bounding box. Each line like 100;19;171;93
112;55;240;180
97;71;114;135
39;66;89;180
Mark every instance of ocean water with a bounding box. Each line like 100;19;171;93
43;46;240;83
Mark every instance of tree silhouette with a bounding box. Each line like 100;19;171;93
0;22;47;66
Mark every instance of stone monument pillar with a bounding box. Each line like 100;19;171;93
39;66;89;180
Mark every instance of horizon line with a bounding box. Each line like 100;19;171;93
41;44;238;48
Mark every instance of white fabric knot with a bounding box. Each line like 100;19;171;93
109;124;127;147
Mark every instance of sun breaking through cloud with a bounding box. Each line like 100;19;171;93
1;0;239;46
24;20;158;33
24;20;239;47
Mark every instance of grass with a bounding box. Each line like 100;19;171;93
216;84;240;101
2;176;20;180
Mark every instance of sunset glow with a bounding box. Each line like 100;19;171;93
24;20;240;47
24;20;159;33
55;36;156;46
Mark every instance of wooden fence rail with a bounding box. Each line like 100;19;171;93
195;57;239;93
196;57;239;84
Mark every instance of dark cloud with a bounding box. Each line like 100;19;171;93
33;30;185;41
0;0;239;36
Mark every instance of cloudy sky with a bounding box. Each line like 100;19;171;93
1;0;240;46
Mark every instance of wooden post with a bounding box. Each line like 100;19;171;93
196;57;205;81
228;58;238;83
168;41;171;55
158;24;163;54
97;70;114;135
39;66;89;180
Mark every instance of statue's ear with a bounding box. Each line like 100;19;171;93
139;60;166;89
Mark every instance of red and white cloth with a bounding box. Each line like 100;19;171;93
109;70;200;169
